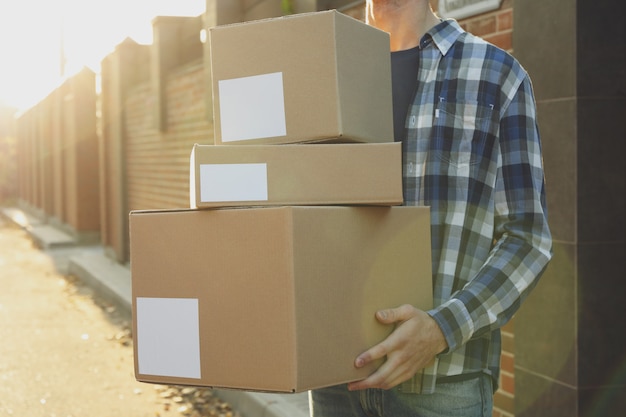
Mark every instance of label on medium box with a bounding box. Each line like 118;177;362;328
200;163;269;202
136;297;201;379
218;72;287;142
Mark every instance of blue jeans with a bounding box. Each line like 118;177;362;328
309;375;493;417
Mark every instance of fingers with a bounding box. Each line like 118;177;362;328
375;304;417;324
349;349;414;391
348;306;440;391
355;305;420;368
354;337;391;368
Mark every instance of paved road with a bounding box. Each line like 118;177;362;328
0;217;235;417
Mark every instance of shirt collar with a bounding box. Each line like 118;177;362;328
420;19;464;55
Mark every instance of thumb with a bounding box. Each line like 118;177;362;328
375;304;415;324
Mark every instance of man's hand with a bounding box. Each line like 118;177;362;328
347;304;448;391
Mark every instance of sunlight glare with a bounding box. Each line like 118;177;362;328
0;0;206;111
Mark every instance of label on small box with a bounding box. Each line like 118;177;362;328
200;163;268;202
219;72;287;142
136;297;201;379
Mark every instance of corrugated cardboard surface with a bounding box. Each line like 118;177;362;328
209;10;393;145
189;142;403;208
131;206;432;392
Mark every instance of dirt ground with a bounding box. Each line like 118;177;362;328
0;216;239;417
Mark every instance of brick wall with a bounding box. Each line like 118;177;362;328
13;69;100;239
0;106;17;202
453;0;514;52
495;318;516;417
343;0;514;51
125;62;212;212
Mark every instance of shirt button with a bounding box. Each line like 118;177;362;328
410;116;416;126
408;162;414;174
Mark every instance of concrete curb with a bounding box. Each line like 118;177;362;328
67;252;133;317
214;389;310;417
1;207;310;417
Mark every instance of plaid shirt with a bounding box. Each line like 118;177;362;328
399;19;552;394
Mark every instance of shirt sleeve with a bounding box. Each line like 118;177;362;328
428;74;553;353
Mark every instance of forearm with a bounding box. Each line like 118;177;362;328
429;227;551;352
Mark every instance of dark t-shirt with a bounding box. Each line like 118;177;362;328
391;46;420;142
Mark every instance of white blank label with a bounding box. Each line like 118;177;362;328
136;297;201;379
218;72;287;142
200;163;268;202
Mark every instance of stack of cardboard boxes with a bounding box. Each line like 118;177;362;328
131;10;433;393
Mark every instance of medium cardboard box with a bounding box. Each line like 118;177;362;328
189;142;402;208
131;206;432;393
210;10;393;145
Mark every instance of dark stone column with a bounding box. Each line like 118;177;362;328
152;16;200;131
99;39;149;262
64;68;100;239
513;0;625;415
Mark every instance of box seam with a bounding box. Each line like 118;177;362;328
287;207;299;392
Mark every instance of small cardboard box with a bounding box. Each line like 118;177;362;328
189;142;402;208
210;10;393;145
131;206;432;393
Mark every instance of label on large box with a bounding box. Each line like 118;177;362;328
200;163;268;202
219;72;287;142
136;297;201;379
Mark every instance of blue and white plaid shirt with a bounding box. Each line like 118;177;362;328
399;19;553;394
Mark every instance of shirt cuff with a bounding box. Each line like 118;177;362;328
427;298;474;353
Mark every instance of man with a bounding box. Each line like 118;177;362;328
310;1;552;416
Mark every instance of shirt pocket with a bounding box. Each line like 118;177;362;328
432;97;495;168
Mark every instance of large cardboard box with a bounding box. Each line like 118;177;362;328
189;142;402;208
131;206;432;392
210;10;393;145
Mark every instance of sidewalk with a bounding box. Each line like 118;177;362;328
1;206;310;417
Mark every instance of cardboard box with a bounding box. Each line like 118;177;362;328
189;142;402;208
131;206;432;392
210;10;393;145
